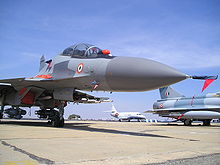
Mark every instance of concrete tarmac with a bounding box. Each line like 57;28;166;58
0;119;220;165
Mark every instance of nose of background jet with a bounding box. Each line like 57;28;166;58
106;57;187;92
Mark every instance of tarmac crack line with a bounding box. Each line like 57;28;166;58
1;140;55;165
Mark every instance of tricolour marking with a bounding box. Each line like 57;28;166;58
76;63;84;74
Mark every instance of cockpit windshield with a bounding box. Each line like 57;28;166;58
61;43;113;58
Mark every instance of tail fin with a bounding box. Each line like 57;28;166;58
111;104;118;114
39;55;46;71
111;104;119;117
159;86;185;99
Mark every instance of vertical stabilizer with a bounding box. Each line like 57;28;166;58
111;104;119;118
111;104;118;114
159;86;185;99
39;55;46;71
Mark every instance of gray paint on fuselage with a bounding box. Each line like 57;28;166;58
48;55;113;91
155;96;220;110
39;55;188;92
106;57;187;92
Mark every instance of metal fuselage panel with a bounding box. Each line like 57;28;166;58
153;95;220;119
38;55;112;91
154;96;220;110
105;57;187;92
36;55;188;92
111;112;146;120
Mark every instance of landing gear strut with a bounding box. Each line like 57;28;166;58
0;105;4;119
0;92;5;119
51;103;65;127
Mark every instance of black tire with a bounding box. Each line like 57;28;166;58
203;120;211;126
58;118;65;127
184;119;192;126
0;113;3;119
51;117;65;127
51;118;60;127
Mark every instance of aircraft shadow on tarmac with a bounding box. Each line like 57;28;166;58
64;122;173;139
0;120;201;141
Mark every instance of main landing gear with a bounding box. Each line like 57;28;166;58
36;102;65;127
51;103;64;127
183;119;212;126
0;105;4;119
183;119;192;126
203;119;211;126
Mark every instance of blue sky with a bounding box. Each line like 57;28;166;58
0;0;220;119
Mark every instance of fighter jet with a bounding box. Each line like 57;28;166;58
145;86;220;126
0;43;214;127
110;104;146;122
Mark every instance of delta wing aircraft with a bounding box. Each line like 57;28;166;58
0;43;215;127
110;104;146;122
146;86;220;126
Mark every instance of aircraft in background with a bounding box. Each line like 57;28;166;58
0;43;215;127
110;104;146;122
145;86;220;126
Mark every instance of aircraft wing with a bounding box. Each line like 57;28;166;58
0;76;87;90
145;106;220;113
0;78;26;85
0;77;112;104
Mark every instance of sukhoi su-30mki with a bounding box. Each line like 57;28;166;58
0;43;215;127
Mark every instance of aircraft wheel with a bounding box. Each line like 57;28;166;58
203;120;211;126
51;117;60;127
184;119;192;126
52;117;65;127
58;118;65;127
0;113;3;119
119;119;122;122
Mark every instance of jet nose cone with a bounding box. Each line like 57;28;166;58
106;57;187;92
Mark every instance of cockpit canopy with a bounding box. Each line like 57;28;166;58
61;43;112;58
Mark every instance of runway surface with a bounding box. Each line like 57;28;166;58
0;119;220;165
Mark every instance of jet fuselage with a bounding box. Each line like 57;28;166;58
154;93;220;110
